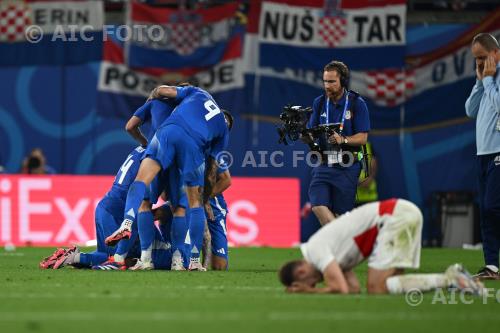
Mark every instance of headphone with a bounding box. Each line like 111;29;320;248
325;61;350;88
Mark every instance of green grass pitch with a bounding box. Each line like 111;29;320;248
0;247;499;333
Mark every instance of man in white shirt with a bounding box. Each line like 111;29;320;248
279;199;483;295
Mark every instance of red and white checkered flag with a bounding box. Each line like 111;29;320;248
167;21;201;56
0;2;32;42
318;16;347;47
365;69;416;107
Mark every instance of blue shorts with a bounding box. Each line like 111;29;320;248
151;227;172;270
207;209;228;261
146;124;205;187
95;196;124;255
147;166;187;209
308;163;361;215
166;165;188;209
149;171;168;205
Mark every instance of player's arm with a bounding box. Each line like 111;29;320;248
125;116;148;147
212;169;231;196
465;80;484;119
288;261;350;294
151;85;177;99
203;156;218;204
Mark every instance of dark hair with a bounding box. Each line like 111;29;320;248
472;33;500;51
278;260;303;286
222;109;234;131
324;60;350;87
27;156;41;173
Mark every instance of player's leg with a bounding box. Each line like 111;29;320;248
130;199;155;270
207;213;228;270
75;203;117;267
177;134;207;271
202;221;212;269
166;166;190;270
309;166;335;225
368;267;450;294
374;265;483;295
171;206;188;270
53;201;118;269
186;185;206;271
122;158;160;230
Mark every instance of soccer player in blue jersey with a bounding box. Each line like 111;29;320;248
39;146;147;269
125;96;177;146
118;94;191;271
205;160;232;270
106;85;231;271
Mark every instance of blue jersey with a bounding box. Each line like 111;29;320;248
161;86;229;158
133;99;176;140
107;146;146;202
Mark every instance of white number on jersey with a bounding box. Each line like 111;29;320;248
204;100;221;121
116;154;134;185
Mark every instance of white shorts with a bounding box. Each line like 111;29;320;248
368;200;423;270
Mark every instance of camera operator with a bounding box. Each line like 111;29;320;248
303;61;370;225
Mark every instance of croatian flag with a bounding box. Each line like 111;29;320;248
125;2;245;70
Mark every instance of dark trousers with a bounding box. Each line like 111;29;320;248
477;153;500;268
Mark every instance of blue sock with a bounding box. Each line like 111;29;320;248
79;251;108;267
188;207;205;259
123;181;147;224
171;216;188;257
116;220;139;257
138;211;154;262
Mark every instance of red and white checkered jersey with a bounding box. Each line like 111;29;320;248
300;198;403;271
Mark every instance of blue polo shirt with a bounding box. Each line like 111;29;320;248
308;90;371;150
465;62;500;155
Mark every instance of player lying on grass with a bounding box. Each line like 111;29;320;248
279;198;484;295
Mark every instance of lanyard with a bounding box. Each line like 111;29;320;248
324;91;350;134
339;91;350;134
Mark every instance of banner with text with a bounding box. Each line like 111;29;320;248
0;175;299;247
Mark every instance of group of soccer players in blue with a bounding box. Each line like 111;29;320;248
40;84;233;271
